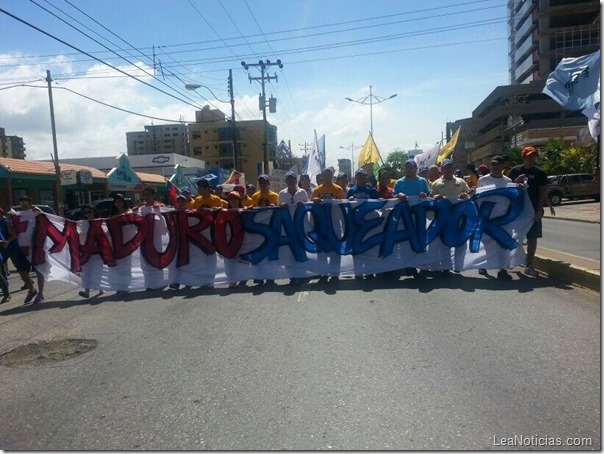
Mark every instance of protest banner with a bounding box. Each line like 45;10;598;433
13;186;533;291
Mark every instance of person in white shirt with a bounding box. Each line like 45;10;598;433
278;171;309;206
278;171;309;285
476;155;514;281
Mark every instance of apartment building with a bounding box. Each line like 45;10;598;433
452;0;600;165
126;123;189;156
0;128;26;159
188;106;277;183
509;0;600;85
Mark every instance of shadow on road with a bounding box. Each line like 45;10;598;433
0;270;573;316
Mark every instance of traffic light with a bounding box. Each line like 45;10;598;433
268;96;277;113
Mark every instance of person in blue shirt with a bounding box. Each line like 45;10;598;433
347;169;380;279
392;159;431;279
392;159;431;200
347;168;379;200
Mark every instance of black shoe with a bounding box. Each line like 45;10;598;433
169;283;180;290
497;270;513;281
79;290;90;298
478;269;488;276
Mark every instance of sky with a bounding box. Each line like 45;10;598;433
0;0;510;170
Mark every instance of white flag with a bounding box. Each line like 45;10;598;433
543;50;600;111
414;142;441;167
307;130;322;186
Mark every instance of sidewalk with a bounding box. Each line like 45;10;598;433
535;200;600;292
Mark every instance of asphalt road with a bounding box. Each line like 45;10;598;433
0;273;599;450
541;218;600;261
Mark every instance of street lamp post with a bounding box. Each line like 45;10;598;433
339;143;362;175
345;85;397;138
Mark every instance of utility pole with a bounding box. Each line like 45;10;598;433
228;69;238;170
299;142;311;156
46;70;63;216
241;59;282;174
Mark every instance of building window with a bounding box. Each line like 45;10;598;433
193;147;202;155
192;131;201;139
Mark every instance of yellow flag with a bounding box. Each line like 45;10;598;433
357;133;382;169
437;126;461;164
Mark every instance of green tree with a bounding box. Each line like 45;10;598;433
537;138;597;175
508;147;522;167
384;150;408;171
558;146;597;173
539;137;565;174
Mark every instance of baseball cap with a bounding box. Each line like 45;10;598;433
355;168;367;175
418;165;429;173
441;159;454;167
176;194;186;201
491;155;505;164
227;191;242;200
113;193;125;200
337;173;348;180
478;164;488;172
181;186;191;193
521;146;538;157
285;171;297;179
197;179;210;187
258;174;270;182
321;167;333;175
404;159;418;167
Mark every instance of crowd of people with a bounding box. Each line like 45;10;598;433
0;146;551;306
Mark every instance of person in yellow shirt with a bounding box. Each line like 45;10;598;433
251;174;279;207
181;187;195;209
311;168;345;281
311;168;345;201
191;178;224;209
234;184;253;207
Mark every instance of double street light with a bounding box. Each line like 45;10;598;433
339;143;362;175
345;85;397;137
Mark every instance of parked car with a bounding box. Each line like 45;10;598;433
10;205;56;215
546;173;600;206
66;197;135;220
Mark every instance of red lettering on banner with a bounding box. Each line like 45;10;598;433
175;210;215;268
80;220;116;267
214;210;244;258
106;213;148;260
141;212;178;269
11;215;30;256
31;215;81;272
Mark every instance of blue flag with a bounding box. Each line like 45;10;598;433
542;50;600;111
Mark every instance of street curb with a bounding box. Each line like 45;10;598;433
547;216;600;224
534;254;600;292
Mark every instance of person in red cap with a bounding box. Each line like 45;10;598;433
508;146;549;277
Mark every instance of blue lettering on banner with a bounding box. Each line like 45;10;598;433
470;187;525;252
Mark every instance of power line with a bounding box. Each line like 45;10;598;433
0;6;206;111
1;83;189;123
28;0;208;111
0;0;502;66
